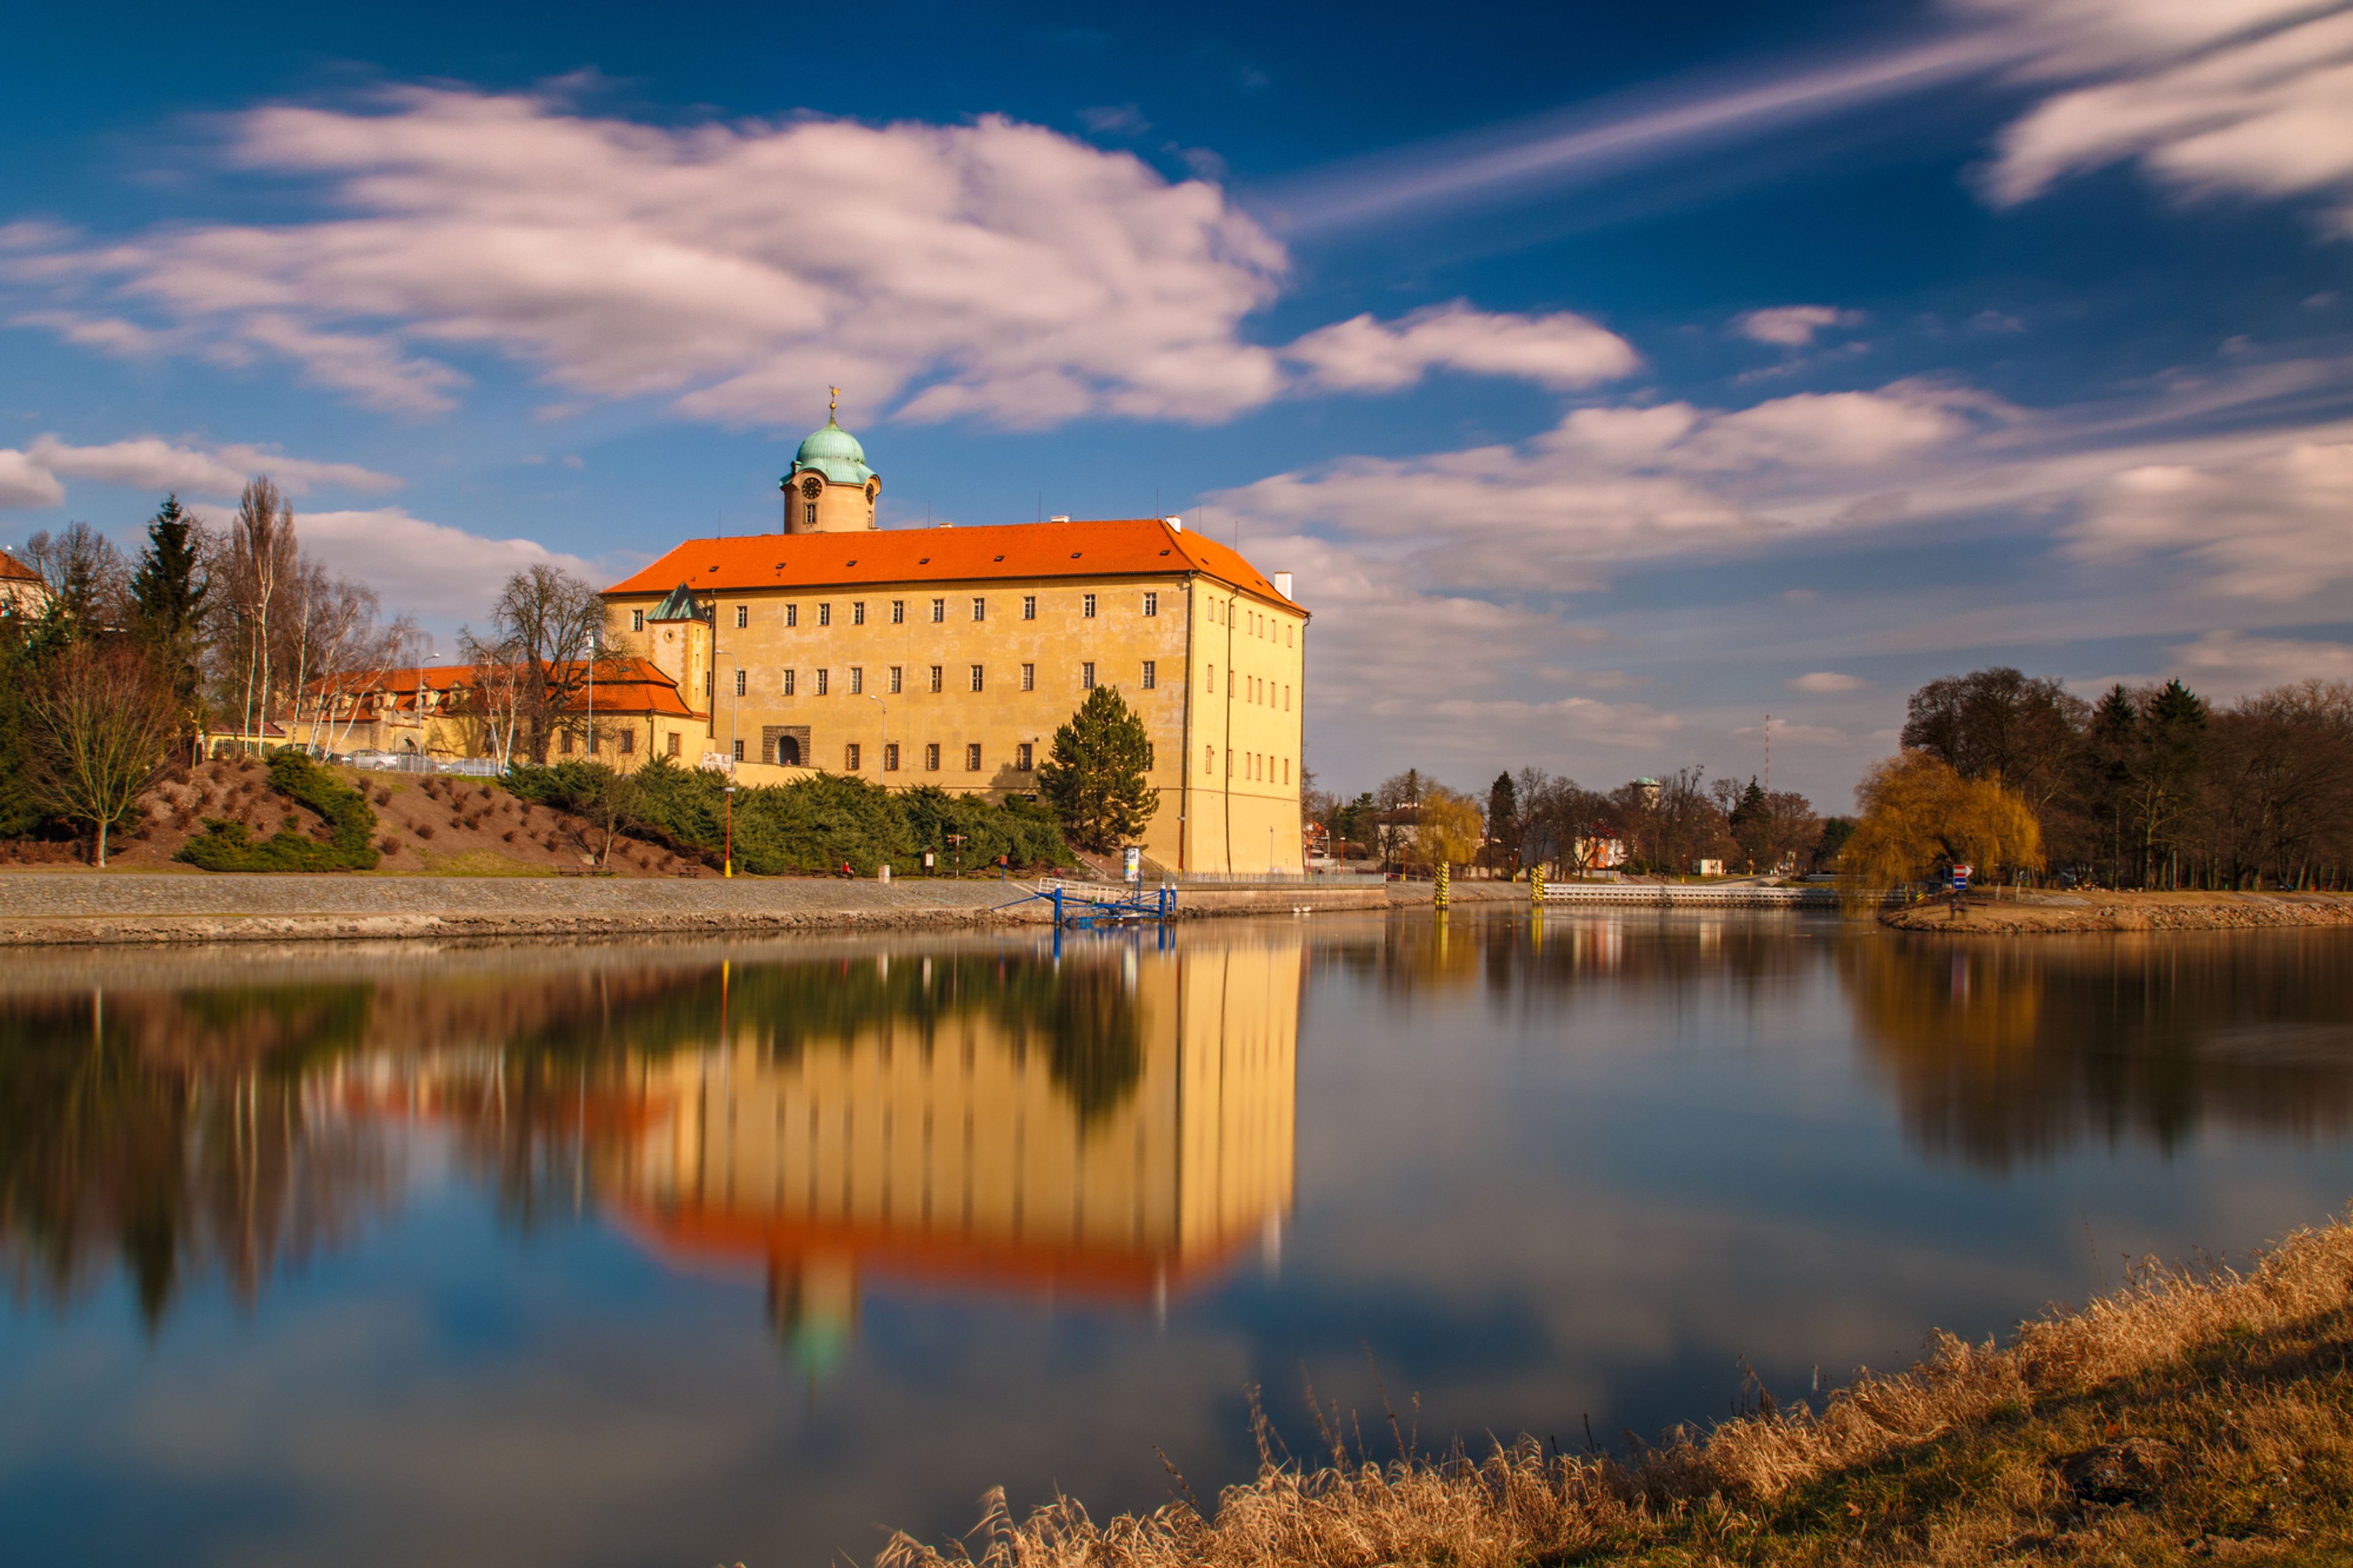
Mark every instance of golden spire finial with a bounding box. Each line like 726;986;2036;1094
828;385;840;419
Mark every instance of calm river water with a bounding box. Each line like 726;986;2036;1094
5;911;2352;1566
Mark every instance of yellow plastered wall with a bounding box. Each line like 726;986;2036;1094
605;567;1306;871
610;942;1300;1305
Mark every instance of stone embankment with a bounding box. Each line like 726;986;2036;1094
1881;888;2353;934
0;870;1387;948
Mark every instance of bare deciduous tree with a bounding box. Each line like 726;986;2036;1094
227;477;297;747
24;638;178;865
482;566;608;763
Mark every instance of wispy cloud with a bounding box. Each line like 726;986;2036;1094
24;434;400;499
1263;34;2020;236
1284;301;1640;393
1734;305;1864;347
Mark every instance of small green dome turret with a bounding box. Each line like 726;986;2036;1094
787;414;874;488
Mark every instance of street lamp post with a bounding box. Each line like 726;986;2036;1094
712;651;743;877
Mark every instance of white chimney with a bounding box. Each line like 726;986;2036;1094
1273;571;1294;600
1049;514;1069;523
1165;515;1184;532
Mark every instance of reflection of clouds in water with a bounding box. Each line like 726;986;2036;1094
6;920;2353;1567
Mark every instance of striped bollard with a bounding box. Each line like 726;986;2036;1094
1436;862;1450;910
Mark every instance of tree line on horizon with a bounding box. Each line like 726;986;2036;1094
1889;666;2353;890
1309;663;2353;892
1305;765;1836;878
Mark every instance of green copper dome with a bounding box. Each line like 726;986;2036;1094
788;416;875;487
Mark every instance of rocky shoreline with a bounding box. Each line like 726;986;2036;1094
1880;888;2353;934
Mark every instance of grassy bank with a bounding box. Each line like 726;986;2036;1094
884;1211;2353;1567
1881;888;2353;935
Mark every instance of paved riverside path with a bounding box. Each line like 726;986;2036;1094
0;869;1051;946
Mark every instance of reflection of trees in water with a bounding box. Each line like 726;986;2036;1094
1843;934;2353;1169
1330;912;1822;1004
0;989;400;1328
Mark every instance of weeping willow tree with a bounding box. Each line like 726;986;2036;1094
1841;751;2043;904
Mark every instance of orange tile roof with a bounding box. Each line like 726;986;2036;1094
308;657;699;719
604;518;1304;615
0;548;44;585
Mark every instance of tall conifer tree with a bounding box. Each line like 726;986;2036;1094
1036;686;1158;855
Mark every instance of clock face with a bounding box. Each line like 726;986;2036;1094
801;477;822;499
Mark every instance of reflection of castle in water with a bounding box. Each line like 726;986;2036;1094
601;942;1300;1349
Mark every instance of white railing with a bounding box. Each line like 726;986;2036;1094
1537;882;1844;907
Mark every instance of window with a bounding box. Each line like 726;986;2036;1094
930;597;944;623
925;742;941;771
966;743;982;771
816;668;829;695
888;665;903;694
928;664;943;693
1021;594;1036;620
666;732;681;757
852;600;865;626
559;730;574;756
620;729;635;756
846;743;861;770
733;738;745;762
971;596;985;621
1083;592;1096;618
1284;757;1290;785
1208;664;1216;692
1285;684;1291;711
1205;744;1213;774
735;604;747;629
1020;662;1034;691
733;668;745;696
1142;660;1156;689
891;599;905;624
1016;741;1033;771
1146;742;1156;770
849;666;863;695
969;664;984;693
703;670;711;699
786;604;798;628
1081;661;1096;691
884;742;900;772
803;501;817;526
782;669;795;695
1143;591;1158;617
1286;624;1294;648
631;608;645;632
817;602;832;627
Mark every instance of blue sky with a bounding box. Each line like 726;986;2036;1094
4;0;2350;805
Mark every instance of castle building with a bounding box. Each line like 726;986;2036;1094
601;408;1307;873
0;548;50;619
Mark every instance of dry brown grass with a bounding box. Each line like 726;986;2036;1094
881;1211;2353;1568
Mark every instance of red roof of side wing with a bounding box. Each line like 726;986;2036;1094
602;518;1304;616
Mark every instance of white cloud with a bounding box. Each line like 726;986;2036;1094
2069;439;2353;599
15;87;1289;429
1219;379;2003;593
0;450;66;509
1732;305;1862;346
1789;671;1866;692
290;508;596;622
25;434;400;499
1284;301;1640;393
2167;629;2353;695
1965;1;2353;233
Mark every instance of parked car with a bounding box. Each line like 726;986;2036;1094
344;749;408;771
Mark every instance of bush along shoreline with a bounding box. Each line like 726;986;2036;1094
175;752;381;872
502;758;1070;877
882;1209;2353;1568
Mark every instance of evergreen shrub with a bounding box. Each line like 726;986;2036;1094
176;752;381;871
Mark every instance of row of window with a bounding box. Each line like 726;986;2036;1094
1203;746;1292;786
638;591;1167;634
1205;665;1292;710
1210;596;1295;648
720;661;1162;697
